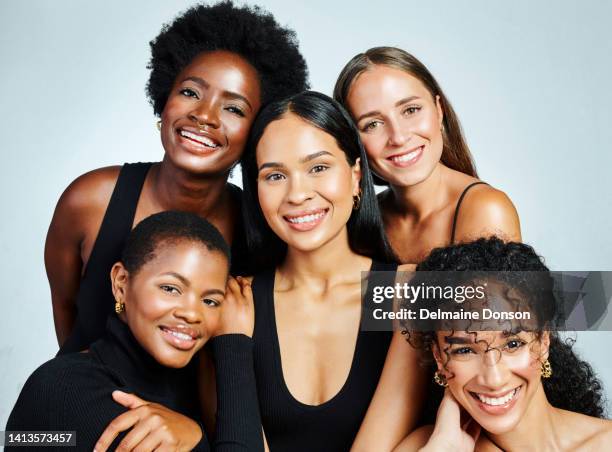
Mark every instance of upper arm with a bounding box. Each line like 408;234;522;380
454;186;521;243
45;166;120;343
351;331;428;452
392;425;434;452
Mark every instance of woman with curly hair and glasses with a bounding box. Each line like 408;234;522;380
47;1;309;355
395;238;611;451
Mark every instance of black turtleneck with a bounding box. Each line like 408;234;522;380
5;316;263;451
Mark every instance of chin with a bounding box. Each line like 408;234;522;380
153;349;194;369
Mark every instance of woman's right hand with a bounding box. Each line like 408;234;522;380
420;390;480;452
215;276;255;337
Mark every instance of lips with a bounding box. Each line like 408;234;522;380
469;386;522;415
159;325;201;351
177;127;222;152
283;208;329;231
386;145;424;167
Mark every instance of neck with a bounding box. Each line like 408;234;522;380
278;227;371;290
487;384;563;451
388;163;447;220
152;156;231;217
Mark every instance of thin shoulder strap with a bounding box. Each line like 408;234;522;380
450;181;489;245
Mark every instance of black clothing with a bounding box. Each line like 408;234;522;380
60;162;249;354
251;261;397;452
450;181;489;244
6;316;263;451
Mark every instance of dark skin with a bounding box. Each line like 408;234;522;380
45;50;261;346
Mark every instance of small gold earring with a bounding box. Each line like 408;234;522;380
541;359;552;378
352;193;361;210
156;120;162;131
115;300;125;314
434;370;448;387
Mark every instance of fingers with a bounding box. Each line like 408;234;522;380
94;409;142;452
112;391;148;409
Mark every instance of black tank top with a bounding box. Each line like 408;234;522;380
59;162;248;354
450;181;489;244
252;261;398;452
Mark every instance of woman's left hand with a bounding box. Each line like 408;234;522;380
94;390;202;452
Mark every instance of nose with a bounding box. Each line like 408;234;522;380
189;98;220;129
173;294;204;324
387;117;409;147
478;351;510;388
286;173;314;205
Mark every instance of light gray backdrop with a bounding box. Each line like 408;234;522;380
1;0;611;424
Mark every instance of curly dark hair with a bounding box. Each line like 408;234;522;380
146;1;309;116
409;237;607;421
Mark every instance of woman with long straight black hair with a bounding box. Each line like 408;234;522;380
240;91;425;451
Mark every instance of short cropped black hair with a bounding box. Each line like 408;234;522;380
121;211;230;274
147;1;309;116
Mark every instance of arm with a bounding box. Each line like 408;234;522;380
453;186;521;243
351;330;428;452
45;167;119;346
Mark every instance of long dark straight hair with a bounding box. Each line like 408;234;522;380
334;47;478;184
241;91;397;269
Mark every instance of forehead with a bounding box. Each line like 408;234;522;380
256;113;344;164
437;330;535;344
176;50;261;103
347;65;432;112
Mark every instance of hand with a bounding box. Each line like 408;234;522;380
215;276;254;337
94;390;202;452
420;390;480;452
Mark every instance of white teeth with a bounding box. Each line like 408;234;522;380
476;387;519;406
179;130;219;148
287;211;325;224
166;329;193;341
391;147;421;163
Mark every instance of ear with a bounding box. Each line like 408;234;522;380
435;94;444;128
540;331;551;360
110;262;129;307
351;157;362;196
431;339;445;372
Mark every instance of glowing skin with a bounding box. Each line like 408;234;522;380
346;65;444;187
160;50;262;176
111;240;229;368
255;113;361;253
435;330;547;436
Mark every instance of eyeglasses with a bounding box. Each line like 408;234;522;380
442;334;542;367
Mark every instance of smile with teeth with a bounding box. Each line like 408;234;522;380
472;386;521;407
389;146;423;163
284;209;328;224
179;130;220;148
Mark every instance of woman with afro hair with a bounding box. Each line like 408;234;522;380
391;238;611;451
46;1;309;355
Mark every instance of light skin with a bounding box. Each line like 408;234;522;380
94;240;254;451
254;113;423;449
46;50;261;346
395;331;612;451
346;64;521;263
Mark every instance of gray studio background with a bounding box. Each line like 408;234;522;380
1;0;611;424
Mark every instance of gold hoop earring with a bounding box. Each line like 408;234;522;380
156;120;162;131
115;300;125;314
541;359;552;378
434;371;448;387
352;193;361;210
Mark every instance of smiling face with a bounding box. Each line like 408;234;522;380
111;239;229;368
160;50;262;176
256;113;361;253
434;329;549;435
346;65;444;187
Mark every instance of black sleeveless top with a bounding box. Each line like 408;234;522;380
59;162;249;354
252;261;398;452
450;181;489;244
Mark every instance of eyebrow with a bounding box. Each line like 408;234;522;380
182;76;253;110
258;150;334;172
356;96;421;122
444;336;474;345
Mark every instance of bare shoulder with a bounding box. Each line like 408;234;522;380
569;412;612;450
393;425;433;451
454;183;521;242
57;166;122;214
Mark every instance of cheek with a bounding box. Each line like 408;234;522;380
360;133;386;159
413;110;443;143
257;182;284;224
224;115;252;150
